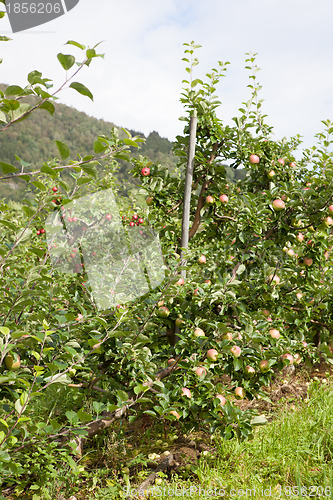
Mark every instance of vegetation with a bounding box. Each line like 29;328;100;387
0;16;333;500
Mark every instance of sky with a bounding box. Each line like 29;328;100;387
1;0;333;156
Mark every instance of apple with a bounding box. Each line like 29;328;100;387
269;328;280;339
52;186;58;192
175;317;185;328
249;154;260;164
259;360;269;373
138;218;144;224
296;233;304;243
4;353;21;371
267;170;275;178
303;257;313;267
193;327;205;338
204;279;211;286
222;332;233;341
290;162;296;168
281;353;294;365
323;216;333;227
132;214;138;220
277;158;285;166
181;387;192;399
157;300;164;307
262;309;270;318
167;358;176;366
40;228;45;234
230;346;241;357
219;194;229;203
175;277;185;286
197;255;206;265
272;199;285;212
193;288;199;296
294;353;302;365
234;387;245;399
287;248;295;257
268;274;280;285
296;292;303;300
141;167;150;176
36;230;40;235
157;306;170;318
146;196;154;206
205;195;214;205
169;410;180;420
328;205;333;214
244;365;255;377
215;394;226;406
105;214;112;220
206;349;218;362
195;366;207;377
302;341;308;348
129;221;135;227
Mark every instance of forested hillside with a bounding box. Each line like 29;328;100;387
0;84;245;201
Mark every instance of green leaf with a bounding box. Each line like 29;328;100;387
69;82;93;101
0;36;11;41
38;100;55;115
66;40;86;50
31;181;47;191
41;165;57;177
55;140;70;160
5;85;24;96
0;327;10;335
116;390;129;402
0;162;18;174
93;140;108;154
57;53;75;70
77;409;92;422
81;163;97;178
14;392;28;414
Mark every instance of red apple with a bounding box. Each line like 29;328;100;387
193;327;205;338
272;199;285;212
195;366;207;377
249;154;260;164
296;233;304;243
129;221;135;227
290;162;296;168
328;205;333;214
141;167;150;176
157;306;170;318
193;288;199;296
268;274;280;285
287;248;295;257
277;158;285;166
181;387;192;398
206;349;218;362
234;387;245;399
215;394;226;406
219;194;229;203
72;217;77;222
205;195;214;205
296;292;303;300
281;353;294;365
324;216;333;227
52;186;58;192
262;309;270;318
40;228;45;234
175;277;185;286
269;328;280;339
204;279;211;286
198;255;206;265
138;218;144;224
303;257;313;267
230;346;241;357
259;360;269;373
36;230;41;235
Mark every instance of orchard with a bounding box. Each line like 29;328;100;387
0;35;333;497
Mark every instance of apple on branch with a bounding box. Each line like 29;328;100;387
206;348;218;362
249;154;260;164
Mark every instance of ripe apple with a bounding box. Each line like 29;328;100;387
206;349;218;362
269;328;280;339
230;346;241;357
129;221;135;227
141;167;150;176
262;309;270;318
205;195;214;205
281;353;294;365
267;170;275;178
138;218;144;224
175;277;185;286
302;341;308;348
303;257;313;267
4;353;21;371
146;196;154;206
181;387;192;398
105;214;112;220
175;317;185;328
219;194;229;203
169;410;180;419
296;233;304;243
328;205;333;214
195;366;207;377
234;387;245;399
290;162;296;168
157;306;170;318
193;327;205;338
249;154;260;164
197;255;206;265
193;288;199;296
222;332;233;341
215;394;226;406
204;279;211;286
277;158;285;166
287;248;295;257
40;228;45;234
268;274;280;285
52;186;58;192
272;199;285;212
259;360;269;373
296;292;303;300
323;216;333;227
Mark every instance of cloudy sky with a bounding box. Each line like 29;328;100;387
2;0;333;155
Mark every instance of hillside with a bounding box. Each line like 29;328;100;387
0;86;245;201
